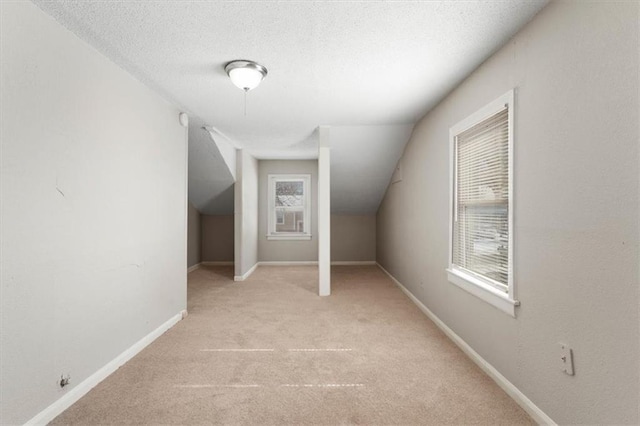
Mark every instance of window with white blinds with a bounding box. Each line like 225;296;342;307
453;108;509;292
447;90;517;316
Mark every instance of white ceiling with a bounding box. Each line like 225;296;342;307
32;0;548;214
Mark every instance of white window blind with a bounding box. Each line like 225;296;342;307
453;107;510;292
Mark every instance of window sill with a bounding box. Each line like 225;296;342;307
446;268;519;317
266;234;312;241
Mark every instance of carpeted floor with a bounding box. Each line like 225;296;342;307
51;265;533;425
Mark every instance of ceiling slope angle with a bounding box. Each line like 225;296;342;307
188;117;235;215
329;125;414;215
30;0;549;213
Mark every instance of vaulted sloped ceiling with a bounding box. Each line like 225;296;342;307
32;0;548;215
188;117;235;215
330;125;414;214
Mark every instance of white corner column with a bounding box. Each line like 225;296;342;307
318;126;331;296
233;148;243;280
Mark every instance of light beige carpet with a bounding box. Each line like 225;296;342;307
51;265;533;425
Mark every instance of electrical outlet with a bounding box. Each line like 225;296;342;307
559;343;574;376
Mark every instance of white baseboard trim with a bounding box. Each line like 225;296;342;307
258;261;376;266
187;263;201;273
202;261;234;266
25;312;184;426
258;261;318;266
231;260;375;282
375;263;555;426
234;261;319;281
234;262;259;281
234;260;376;269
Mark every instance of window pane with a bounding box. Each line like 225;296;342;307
276;181;304;207
454;204;508;287
275;208;304;233
269;175;310;237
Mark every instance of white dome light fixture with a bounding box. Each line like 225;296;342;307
225;60;268;92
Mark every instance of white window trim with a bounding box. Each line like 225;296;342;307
267;174;311;241
447;89;519;317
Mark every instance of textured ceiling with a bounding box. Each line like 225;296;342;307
32;0;548;214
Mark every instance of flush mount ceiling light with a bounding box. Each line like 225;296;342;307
225;60;268;92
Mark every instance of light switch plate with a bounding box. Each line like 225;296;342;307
559;343;574;376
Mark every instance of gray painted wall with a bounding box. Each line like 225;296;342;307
376;2;639;424
187;203;202;267
202;215;234;262
258;160;319;262
331;215;376;261
234;150;259;277
0;2;188;424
